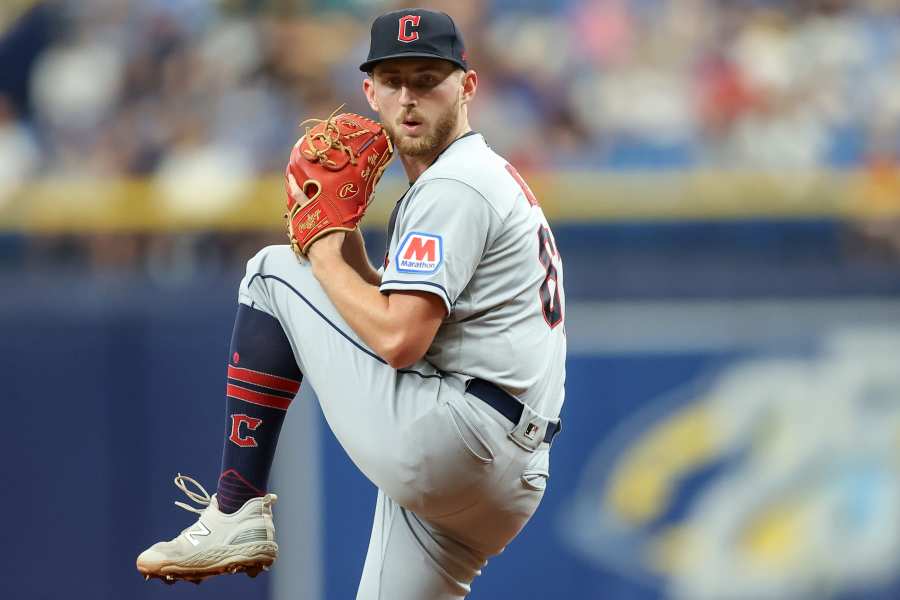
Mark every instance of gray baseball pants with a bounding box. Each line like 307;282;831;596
239;245;552;599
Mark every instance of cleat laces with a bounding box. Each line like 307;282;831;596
172;473;211;515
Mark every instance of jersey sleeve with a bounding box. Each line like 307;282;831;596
379;178;497;314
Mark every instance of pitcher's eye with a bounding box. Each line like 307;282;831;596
414;74;438;88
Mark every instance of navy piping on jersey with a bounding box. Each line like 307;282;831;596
248;273;442;380
379;279;452;308
397;369;442;380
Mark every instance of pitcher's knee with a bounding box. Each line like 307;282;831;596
245;244;298;276
239;245;302;306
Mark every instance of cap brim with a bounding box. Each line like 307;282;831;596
359;52;467;73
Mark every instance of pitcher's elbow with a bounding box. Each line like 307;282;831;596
379;336;424;370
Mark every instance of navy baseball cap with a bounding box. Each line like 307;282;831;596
359;8;468;73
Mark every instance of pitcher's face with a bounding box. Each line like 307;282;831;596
366;58;466;158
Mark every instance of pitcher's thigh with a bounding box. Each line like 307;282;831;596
238;246;388;384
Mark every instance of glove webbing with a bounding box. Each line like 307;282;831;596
299;106;370;169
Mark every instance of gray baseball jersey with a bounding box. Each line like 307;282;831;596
237;131;566;599
380;132;566;419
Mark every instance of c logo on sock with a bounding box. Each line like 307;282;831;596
229;414;262;447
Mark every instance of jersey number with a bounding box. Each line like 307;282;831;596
537;225;563;328
506;162;563;329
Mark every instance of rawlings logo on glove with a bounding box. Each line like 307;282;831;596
284;109;394;256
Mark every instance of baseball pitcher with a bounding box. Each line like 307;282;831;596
137;8;566;599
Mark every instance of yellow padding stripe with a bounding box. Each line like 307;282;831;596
0;170;896;233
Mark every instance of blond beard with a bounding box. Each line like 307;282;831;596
384;97;460;158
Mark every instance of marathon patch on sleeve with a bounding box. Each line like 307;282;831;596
395;232;443;274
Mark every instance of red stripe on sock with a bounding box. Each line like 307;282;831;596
226;383;292;410
228;365;301;394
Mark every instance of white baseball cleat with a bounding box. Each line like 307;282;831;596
136;474;278;584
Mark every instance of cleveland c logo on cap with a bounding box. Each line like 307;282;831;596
398;15;420;43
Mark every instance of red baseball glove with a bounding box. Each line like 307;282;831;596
284;109;394;256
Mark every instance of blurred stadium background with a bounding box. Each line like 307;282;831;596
2;0;900;598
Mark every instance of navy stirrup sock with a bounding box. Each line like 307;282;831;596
217;303;302;514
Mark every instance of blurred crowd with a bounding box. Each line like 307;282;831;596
2;0;900;183
2;0;900;267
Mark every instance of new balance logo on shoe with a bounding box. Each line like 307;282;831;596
183;521;211;546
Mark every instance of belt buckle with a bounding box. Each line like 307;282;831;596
507;403;548;452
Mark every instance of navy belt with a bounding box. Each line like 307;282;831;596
466;379;561;445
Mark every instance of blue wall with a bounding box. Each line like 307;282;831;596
3;221;900;599
1;273;268;600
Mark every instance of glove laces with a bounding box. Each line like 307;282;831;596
299;105;370;168
172;473;211;515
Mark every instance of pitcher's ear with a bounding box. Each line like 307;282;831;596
461;69;478;104
363;78;379;111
